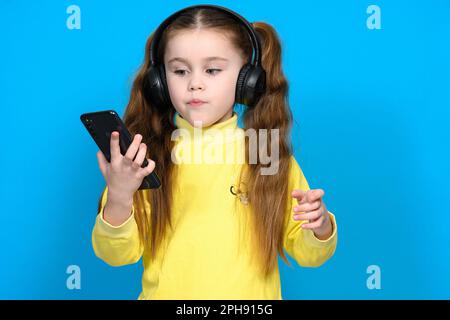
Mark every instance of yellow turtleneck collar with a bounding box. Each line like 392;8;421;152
175;111;238;136
172;111;244;164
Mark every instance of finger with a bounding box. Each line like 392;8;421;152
306;189;325;203
132;143;147;169
124;134;143;163
291;189;307;204
96;150;108;177
293;200;321;213
301;215;325;229
293;208;323;222
139;158;156;178
110;131;121;161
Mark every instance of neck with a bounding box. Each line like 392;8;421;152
176;111;237;130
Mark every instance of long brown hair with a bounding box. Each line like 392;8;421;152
98;7;294;277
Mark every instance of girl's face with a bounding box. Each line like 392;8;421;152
164;29;245;128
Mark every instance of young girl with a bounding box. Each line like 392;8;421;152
92;4;337;300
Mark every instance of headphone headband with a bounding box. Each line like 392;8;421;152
143;4;267;109
149;4;262;67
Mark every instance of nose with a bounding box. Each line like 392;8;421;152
188;73;204;91
189;84;203;91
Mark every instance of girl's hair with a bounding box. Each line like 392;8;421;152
98;7;294;277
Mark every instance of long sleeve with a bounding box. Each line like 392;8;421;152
283;156;338;267
91;186;144;267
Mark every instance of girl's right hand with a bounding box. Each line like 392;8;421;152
96;131;156;203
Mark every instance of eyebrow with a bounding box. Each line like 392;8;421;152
167;56;229;65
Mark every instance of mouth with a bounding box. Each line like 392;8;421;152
188;100;206;107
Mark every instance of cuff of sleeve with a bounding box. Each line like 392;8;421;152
96;205;137;238
303;211;337;248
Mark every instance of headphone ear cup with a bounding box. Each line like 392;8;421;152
247;66;266;107
142;64;171;110
235;63;252;106
236;63;266;107
157;64;172;109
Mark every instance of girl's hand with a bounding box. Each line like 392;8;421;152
291;189;333;240
96;131;156;203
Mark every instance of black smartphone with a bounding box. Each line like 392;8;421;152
80;110;161;190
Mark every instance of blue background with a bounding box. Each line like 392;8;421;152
1;0;449;299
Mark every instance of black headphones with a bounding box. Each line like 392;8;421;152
142;4;266;110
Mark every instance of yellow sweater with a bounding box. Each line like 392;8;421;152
91;111;338;299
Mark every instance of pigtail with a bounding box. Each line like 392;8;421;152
240;22;294;276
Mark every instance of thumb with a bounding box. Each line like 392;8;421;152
291;189;307;204
306;189;324;203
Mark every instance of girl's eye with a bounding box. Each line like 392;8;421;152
206;69;221;75
174;70;187;76
173;69;222;76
